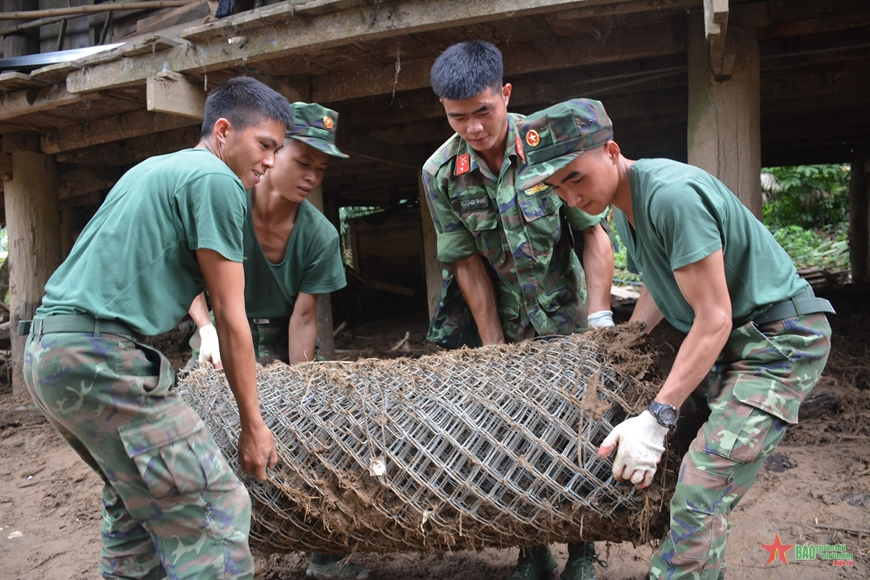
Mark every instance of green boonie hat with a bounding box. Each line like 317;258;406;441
287;102;349;158
515;99;612;191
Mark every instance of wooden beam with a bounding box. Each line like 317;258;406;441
56;125;202;165
0;83;83;122
146;71;206;119
311;18;687;103
64;0;628;95
41;110;201;154
0;72;47;92
555;0;699;19
703;0;728;40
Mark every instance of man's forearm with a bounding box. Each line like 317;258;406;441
188;292;212;328
629;285;665;333
455;254;504;345
288;312;318;364
582;223;615;314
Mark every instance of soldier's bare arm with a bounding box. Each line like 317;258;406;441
288;292;318;364
656;250;732;409
197;248;277;480
629;285;665;332
455;253;505;345
582;223;615;314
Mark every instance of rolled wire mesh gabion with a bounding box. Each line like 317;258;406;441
179;327;673;554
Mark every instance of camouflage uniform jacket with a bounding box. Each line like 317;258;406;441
422;113;602;343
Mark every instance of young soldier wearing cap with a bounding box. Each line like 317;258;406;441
188;103;366;580
423;40;613;580
516;98;834;579
22;76;292;579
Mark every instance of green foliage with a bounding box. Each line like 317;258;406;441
762;164;851;272
769;224;850;271
762;164;850;231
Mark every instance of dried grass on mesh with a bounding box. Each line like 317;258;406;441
179;325;677;554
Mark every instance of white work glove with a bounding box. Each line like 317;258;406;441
587;310;615;329
597;411;668;489
197;324;223;370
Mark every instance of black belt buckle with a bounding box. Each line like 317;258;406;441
17;320;32;336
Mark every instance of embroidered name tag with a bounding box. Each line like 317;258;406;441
459;196;489;210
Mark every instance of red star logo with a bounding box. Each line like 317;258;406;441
526;130;540;147
761;533;794;565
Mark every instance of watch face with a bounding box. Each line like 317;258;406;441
659;406;678;426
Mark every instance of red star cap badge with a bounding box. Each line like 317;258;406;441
761;533;794;565
456;153;470;176
526;129;540;147
323;116;334;129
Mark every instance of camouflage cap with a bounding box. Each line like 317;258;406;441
515;99;612;191
286;102;349;158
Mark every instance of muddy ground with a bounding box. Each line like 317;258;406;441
1;285;868;579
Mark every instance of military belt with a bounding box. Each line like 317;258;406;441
752;288;835;326
21;314;142;340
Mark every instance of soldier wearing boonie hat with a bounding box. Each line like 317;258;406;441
188;103;366;579
518;99;835;579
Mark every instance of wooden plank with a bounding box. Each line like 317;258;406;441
65;0;610;94
146;71;207;119
29;61;80;82
121;35;183;56
0;83;82;122
555;0;698;19
0;72;47;92
41;110;201;154
312;18;687;103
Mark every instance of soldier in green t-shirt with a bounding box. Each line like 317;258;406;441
423;40;612;580
23;77;293;579
516;99;835;580
188;104;369;580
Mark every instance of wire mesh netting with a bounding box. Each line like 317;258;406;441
179;326;675;554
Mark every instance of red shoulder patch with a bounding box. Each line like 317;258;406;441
515;134;525;162
455;153;470;176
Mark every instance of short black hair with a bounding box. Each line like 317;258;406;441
430;39;503;100
201;76;294;137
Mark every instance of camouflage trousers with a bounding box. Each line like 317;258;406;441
23;327;254;580
650;313;831;580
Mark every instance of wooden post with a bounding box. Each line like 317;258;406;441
3;133;62;396
418;173;441;321
307;183;336;360
850;147;869;284
687;11;762;218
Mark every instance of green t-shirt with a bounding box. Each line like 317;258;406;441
615;158;808;333
242;198;346;319
38;149;247;336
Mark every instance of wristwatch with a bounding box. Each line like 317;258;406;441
648;401;679;427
